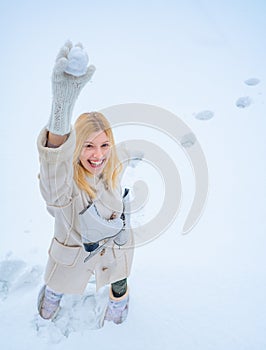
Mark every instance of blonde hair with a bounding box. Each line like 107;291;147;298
73;112;122;199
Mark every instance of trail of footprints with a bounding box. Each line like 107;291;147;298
181;77;261;148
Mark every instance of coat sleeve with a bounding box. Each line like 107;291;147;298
37;127;76;210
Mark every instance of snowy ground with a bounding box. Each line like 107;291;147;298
1;1;266;349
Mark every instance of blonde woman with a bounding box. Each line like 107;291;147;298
37;41;134;325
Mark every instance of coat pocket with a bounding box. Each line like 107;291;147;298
49;238;82;267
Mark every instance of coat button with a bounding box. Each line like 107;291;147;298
100;248;106;256
102;266;108;271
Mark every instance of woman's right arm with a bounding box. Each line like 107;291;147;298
46;132;68;148
37;41;96;206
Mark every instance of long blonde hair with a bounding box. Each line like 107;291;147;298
73;112;122;199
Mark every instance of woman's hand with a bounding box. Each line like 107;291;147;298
47;40;96;136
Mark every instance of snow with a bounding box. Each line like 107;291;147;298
1;0;266;349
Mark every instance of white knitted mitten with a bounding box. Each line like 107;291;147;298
47;40;96;135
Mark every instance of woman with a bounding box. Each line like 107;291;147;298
36;41;134;325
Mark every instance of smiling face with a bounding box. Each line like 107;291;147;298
79;131;111;175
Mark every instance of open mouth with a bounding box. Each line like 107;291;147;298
88;159;105;168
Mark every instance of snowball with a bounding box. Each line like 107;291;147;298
64;46;89;77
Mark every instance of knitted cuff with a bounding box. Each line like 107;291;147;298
47;100;73;135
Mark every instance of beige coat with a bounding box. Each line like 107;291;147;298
37;128;134;294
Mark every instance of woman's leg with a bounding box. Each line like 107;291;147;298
105;278;129;325
111;278;127;298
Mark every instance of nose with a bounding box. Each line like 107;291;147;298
92;146;103;159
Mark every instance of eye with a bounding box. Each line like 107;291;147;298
102;143;110;148
85;144;93;148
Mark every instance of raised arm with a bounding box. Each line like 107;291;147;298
37;41;96;207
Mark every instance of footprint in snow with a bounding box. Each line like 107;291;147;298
194;110;214;121
0;258;42;300
236;96;252;108
244;78;260;86
180;133;197;148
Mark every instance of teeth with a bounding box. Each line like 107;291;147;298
89;160;104;166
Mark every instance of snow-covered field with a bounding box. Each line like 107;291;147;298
1;1;266;349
